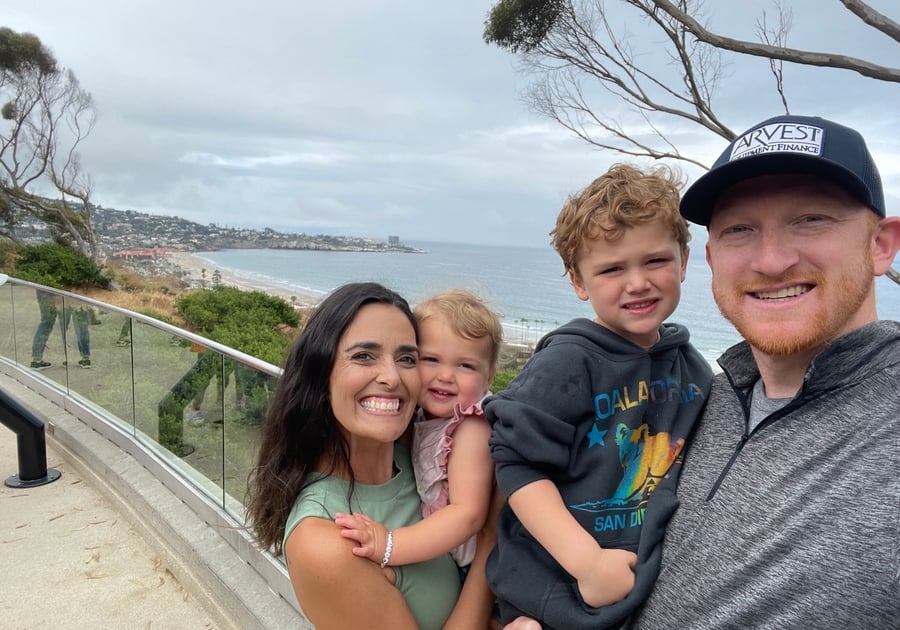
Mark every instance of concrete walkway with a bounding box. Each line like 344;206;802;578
0;370;308;630
0;430;221;629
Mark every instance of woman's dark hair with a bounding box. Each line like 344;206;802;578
246;282;416;554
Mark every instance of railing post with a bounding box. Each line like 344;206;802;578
0;388;61;488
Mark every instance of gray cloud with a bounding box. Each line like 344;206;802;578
5;0;898;247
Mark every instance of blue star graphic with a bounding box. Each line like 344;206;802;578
587;424;607;448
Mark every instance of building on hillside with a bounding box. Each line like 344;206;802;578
111;248;172;261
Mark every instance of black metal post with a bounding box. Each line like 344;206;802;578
0;388;61;488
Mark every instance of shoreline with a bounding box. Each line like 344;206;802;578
162;251;726;372
169;252;322;310
166;251;538;362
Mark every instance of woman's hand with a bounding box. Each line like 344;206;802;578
335;512;390;564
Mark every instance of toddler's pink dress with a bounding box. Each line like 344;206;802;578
411;398;487;566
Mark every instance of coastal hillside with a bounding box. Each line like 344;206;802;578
16;201;421;257
92;206;422;256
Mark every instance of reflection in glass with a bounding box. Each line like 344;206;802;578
0;279;277;516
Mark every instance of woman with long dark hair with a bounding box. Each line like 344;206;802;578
247;282;495;629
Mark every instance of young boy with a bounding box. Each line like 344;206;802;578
484;164;713;629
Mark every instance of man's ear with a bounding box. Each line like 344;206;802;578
680;246;690;282
872;216;900;276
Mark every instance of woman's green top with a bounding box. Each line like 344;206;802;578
283;443;460;629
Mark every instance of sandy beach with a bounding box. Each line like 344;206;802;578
169;251;321;309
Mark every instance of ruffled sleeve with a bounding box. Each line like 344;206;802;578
412;396;488;514
439;399;485;468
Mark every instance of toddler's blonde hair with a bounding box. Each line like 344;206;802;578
414;289;503;372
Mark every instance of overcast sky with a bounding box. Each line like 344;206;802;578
4;0;899;247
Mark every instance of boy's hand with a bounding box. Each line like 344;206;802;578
575;548;637;608
334;512;388;564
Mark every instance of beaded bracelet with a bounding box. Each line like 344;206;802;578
380;530;394;568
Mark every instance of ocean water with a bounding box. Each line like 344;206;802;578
194;240;900;366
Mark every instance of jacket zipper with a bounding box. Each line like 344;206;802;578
705;433;748;501
704;381;803;501
704;364;804;501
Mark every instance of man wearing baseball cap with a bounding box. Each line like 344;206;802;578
627;115;900;628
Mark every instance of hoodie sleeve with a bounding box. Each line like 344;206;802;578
486;339;593;498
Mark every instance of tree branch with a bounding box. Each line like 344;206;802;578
756;4;791;114
651;0;900;82
840;0;900;43
513;0;737;167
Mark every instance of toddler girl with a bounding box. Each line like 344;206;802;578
336;288;501;572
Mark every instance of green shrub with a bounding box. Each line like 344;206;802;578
175;286;299;365
13;242;108;288
491;367;519;393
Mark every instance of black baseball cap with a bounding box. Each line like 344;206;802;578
681;115;886;226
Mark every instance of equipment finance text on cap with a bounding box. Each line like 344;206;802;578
680;115;885;226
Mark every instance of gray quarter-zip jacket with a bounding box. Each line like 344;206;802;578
629;320;900;629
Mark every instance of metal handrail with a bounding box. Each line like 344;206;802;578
5;277;281;378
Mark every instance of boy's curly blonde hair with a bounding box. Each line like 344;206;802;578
550;163;691;275
414;289;503;372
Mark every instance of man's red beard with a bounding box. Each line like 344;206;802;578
712;258;873;357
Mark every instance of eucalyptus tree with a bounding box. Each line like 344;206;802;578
483;1;898;164
0;27;97;259
483;0;900;282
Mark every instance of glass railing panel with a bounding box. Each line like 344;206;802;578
0;281;17;363
56;296;138;427
221;362;273;516
131;324;214;458
11;287;83;391
2;278;285;515
130;329;229;507
57;296;93;370
93;308;138;425
173;344;228;503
